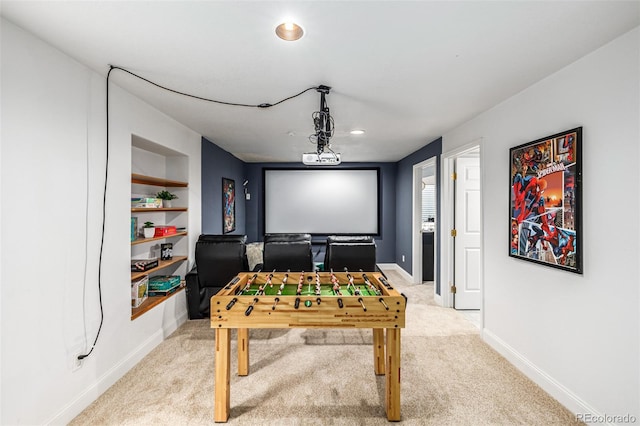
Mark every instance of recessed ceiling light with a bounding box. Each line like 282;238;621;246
350;129;365;135
275;21;304;41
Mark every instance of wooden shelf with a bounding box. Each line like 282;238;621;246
131;173;188;187
131;232;188;246
131;256;188;280
131;207;188;213
131;286;185;320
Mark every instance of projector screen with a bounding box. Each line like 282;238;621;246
264;168;380;235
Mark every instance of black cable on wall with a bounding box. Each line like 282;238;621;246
77;65;323;359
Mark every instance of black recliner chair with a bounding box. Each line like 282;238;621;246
323;235;377;272
185;234;248;319
261;233;314;272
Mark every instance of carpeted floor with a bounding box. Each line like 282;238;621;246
70;268;581;425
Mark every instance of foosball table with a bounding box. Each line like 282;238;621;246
210;270;406;422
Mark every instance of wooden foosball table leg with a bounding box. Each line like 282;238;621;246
385;328;401;421
214;328;231;423
373;328;385;375
237;328;249;376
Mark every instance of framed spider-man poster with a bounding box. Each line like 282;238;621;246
222;177;236;234
509;127;583;274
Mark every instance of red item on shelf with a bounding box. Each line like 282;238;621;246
154;226;177;237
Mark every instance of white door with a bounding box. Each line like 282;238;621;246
454;156;481;309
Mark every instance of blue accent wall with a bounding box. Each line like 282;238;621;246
395;138;442;290
201;137;442;278
201;137;246;235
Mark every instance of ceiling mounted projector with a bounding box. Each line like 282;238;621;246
302;152;342;165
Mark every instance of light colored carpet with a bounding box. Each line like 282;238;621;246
71;268;581;425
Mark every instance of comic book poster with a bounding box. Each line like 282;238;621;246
222;177;236;234
509;127;582;274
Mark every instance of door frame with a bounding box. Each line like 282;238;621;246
440;140;484;314
411;157;437;292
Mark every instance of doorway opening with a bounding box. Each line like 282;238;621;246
441;142;482;328
411;157;439;299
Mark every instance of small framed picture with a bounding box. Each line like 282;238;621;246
161;243;173;261
222;177;236;234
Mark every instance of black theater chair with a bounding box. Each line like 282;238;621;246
323;235;377;273
185;234;248;319
261;233;314;272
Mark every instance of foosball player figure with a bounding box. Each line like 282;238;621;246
242;271;259;293
345;270;355;292
266;271;274;288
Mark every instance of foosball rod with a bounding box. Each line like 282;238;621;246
360;270;381;295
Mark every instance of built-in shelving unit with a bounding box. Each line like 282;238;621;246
131;136;189;320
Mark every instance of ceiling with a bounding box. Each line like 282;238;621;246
2;1;638;163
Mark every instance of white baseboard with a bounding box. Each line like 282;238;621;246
483;328;603;423
49;311;188;425
377;263;413;282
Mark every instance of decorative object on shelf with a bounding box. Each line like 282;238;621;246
143;221;156;239
130;217;138;241
131;197;162;208
154;225;177;237
222;177;236;234
156;190;178;208
148;275;181;292
131;257;159;272
161;243;173;261
509;127;582;274
131;275;149;308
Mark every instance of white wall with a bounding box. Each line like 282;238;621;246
443;27;639;420
1;19;202;424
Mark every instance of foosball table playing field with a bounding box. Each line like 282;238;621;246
210;269;407;422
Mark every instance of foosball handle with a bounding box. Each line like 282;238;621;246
337;298;343;309
245;297;259;316
358;297;367;312
225;298;238;310
294;297;300;309
378;297;389;310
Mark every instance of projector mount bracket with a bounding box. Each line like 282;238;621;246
313;85;333;155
